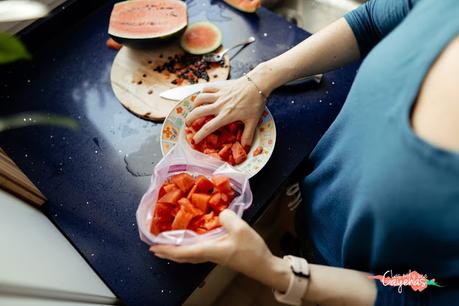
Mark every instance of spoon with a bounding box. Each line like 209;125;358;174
203;36;256;62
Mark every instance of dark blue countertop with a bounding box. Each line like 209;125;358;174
0;0;358;305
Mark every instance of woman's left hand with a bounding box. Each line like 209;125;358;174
149;209;290;291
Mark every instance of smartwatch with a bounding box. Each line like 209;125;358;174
273;255;310;305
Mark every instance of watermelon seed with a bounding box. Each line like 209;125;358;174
137;80;143;85
148;60;152;64
148;90;153;95
143;74;147;78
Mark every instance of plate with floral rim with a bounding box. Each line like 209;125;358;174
160;94;276;178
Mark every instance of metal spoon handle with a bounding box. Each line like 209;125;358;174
218;36;256;58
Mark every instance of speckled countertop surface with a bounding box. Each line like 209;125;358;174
0;0;358;305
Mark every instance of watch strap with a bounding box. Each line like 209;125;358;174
273;255;309;305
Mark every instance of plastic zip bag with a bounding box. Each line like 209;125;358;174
136;139;253;246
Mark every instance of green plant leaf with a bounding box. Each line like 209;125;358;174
0;113;79;132
0;32;31;64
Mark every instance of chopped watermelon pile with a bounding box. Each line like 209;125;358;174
151;173;236;235
186;114;249;165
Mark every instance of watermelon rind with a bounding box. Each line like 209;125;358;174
180;21;223;55
223;0;261;13
108;0;188;47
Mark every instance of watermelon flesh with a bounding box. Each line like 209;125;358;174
150;173;236;235
180;21;222;55
108;0;188;45
186;116;249;165
223;0;261;13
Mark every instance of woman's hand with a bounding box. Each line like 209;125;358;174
149;209;291;292
185;76;268;149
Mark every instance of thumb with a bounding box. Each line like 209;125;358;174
219;209;245;234
240;120;257;148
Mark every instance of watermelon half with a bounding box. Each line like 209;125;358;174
108;0;188;47
223;0;261;13
180;21;222;55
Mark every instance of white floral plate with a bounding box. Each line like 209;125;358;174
160;94;276;178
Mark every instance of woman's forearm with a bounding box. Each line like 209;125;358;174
263;256;376;306
305;264;376;306
249;17;360;94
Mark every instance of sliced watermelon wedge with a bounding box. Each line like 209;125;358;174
108;0;188;46
180;21;222;55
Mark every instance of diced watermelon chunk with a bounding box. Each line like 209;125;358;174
219;130;236;145
231;141;247;164
211;175;233;193
187;184;197;200
203;148;217;154
201;212;221;230
151;218;172;235
190;117;207;131
205;133;219;148
190;115;214;131
195;176;214;193
209;192;222;206
170;173;195;193
163;183;178;193
227;154;235;165
188;217;203;231
195;227;207;234
209;192;231;213
155;202;174;216
158;189;182;204
159;183;177;198
151;203;176;235
178;197;203;216
191;193;211;213
171;208;194;230
218;143;232;160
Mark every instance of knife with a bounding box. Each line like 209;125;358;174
159;74;323;101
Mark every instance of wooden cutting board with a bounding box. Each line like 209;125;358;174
110;44;230;121
0;148;46;207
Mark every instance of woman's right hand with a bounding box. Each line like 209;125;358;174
185;75;269;149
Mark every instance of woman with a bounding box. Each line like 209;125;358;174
151;0;459;304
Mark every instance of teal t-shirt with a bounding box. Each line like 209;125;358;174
301;0;459;304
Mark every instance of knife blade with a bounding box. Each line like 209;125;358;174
160;80;227;101
159;74;323;101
